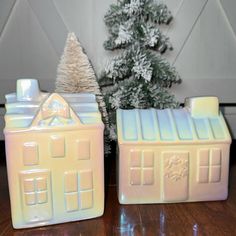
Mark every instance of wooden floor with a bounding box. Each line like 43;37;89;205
1;142;236;236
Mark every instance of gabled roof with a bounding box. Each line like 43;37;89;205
117;97;231;144
4;79;103;130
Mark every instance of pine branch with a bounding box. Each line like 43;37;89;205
99;0;181;140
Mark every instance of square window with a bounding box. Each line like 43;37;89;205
80;191;93;210
130;168;141;185
25;192;36;205
198;167;209;183
51;135;65;157
211;149;221;165
130;150;141;167
143;169;154;185
210;166;221;183
64;171;78;193
23;178;35;192
65;193;79;212
36;177;47;191
37;191;48;204
198;149;209;166
23;142;39;165
143;151;154;167
80;170;93;190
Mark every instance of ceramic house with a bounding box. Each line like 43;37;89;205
116;97;231;204
4;79;104;228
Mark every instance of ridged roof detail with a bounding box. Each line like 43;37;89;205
5;80;102;130
117;102;231;144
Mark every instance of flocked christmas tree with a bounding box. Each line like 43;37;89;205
55;32;111;153
99;0;181;139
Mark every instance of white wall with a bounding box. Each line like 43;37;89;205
166;0;236;103
0;0;236;138
0;0;115;101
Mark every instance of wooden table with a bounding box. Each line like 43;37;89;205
1;141;236;236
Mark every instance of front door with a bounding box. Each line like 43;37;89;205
162;151;189;202
20;170;52;224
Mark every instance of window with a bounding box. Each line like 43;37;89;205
198;148;222;183
22;177;48;205
64;170;93;212
23;142;39;165
50;135;65;157
20;170;52;223
129;150;154;186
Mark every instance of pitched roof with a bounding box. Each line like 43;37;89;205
117;97;231;144
5;80;103;130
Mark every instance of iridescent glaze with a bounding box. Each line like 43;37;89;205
116;96;231;204
4;79;104;228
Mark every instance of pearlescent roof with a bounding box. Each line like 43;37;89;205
117;106;231;144
5;80;102;129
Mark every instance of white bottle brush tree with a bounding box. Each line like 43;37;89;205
55;32;111;153
99;0;181;139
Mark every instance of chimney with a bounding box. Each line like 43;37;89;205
184;96;219;117
17;78;41;102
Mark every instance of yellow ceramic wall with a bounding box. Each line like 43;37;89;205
116;97;231;204
118;143;230;204
5;123;104;228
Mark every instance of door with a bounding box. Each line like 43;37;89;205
162;151;189;202
20;170;53;224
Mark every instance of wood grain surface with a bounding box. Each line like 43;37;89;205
0;141;236;236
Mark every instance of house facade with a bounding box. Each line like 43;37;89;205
116;97;231;204
4;79;104;228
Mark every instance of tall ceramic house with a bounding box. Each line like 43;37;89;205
4;79;104;228
117;97;231;204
